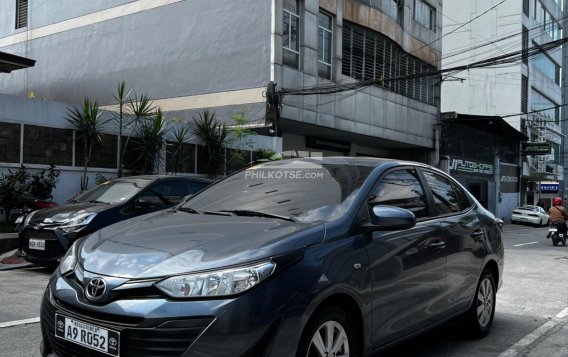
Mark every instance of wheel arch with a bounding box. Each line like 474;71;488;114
300;293;365;356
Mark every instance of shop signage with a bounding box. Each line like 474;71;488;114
522;142;551;155
540;183;559;193
306;136;351;153
449;157;494;178
500;165;520;193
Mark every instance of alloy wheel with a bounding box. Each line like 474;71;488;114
477;277;494;328
306;320;350;357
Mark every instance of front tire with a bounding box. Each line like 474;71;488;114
463;269;496;338
297;305;358;357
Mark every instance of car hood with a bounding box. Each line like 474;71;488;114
79;210;325;279
30;202;113;225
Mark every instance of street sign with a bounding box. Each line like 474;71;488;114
522;142;551;155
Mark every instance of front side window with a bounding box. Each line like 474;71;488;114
318;12;333;79
369;169;428;219
15;0;28;29
414;0;435;31
283;0;300;68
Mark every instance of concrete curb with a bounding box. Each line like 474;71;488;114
0;248;34;270
0;233;19;255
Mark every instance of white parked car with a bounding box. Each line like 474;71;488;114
511;205;549;226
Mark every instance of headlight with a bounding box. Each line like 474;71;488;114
59;240;80;275
23;210;38;228
59;212;97;234
155;261;276;298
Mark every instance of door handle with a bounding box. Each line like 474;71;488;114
471;230;485;241
428;241;446;251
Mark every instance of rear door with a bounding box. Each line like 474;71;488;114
367;167;447;347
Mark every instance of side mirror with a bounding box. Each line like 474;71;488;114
135;198;154;212
362;205;416;233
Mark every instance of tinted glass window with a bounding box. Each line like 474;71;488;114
422;171;460;215
185;160;374;222
76;179;152;204
141;181;189;205
189;182;210;194
453;183;472;211
370;169;428;219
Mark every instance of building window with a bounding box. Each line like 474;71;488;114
0;122;21;163
414;0;435;31
15;0;28;29
534;0;562;40
533;48;561;85
531;89;559;123
283;0;300;68
23;125;73;166
318;12;332;79
523;0;529;16
357;0;403;26
342;21;438;106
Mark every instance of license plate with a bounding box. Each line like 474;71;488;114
549;228;558;232
55;314;120;356
29;239;45;250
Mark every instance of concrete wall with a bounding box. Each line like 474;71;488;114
0;0;272;107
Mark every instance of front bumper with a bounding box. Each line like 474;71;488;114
41;269;300;357
21;228;76;266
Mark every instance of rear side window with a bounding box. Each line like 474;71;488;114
422;170;460;216
369;169;428;219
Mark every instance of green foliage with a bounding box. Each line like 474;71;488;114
131;109;169;174
95;173;109;185
255;148;282;162
0;164;60;220
113;81;156;177
228;111;256;172
168;124;191;174
193;110;230;179
66;98;109;190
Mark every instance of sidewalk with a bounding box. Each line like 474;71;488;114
0;233;34;270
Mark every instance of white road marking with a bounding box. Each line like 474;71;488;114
0;317;40;328
497;320;557;357
556;307;568;319
513;242;539;247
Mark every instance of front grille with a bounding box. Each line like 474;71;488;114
23;228;58;240
22;229;65;261
42;289;214;357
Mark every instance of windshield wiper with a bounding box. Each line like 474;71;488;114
218;210;296;222
177;207;201;214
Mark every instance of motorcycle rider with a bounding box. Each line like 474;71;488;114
547;197;568;238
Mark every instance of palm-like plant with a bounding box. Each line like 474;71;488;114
132;109;169;174
67;98;109;190
168;124;191;174
112;81;155;176
193;110;230;179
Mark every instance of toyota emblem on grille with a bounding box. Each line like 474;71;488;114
85;278;106;300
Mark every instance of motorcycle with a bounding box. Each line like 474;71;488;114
548;221;567;246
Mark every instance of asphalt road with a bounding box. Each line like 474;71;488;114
0;224;566;357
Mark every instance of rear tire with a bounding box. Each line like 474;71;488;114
462;269;496;338
296;305;359;357
552;234;558;246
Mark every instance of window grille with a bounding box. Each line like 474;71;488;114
342;21;438;105
15;0;28;29
521;75;528;113
523;0;529;16
522;27;528;65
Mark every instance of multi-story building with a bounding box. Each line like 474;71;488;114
441;0;564;214
0;0;442;201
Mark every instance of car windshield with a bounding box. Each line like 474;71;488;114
183;160;374;223
74;179;152;204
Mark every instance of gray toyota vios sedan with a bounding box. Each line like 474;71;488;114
40;157;504;357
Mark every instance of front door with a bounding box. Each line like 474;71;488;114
366;168;447;348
